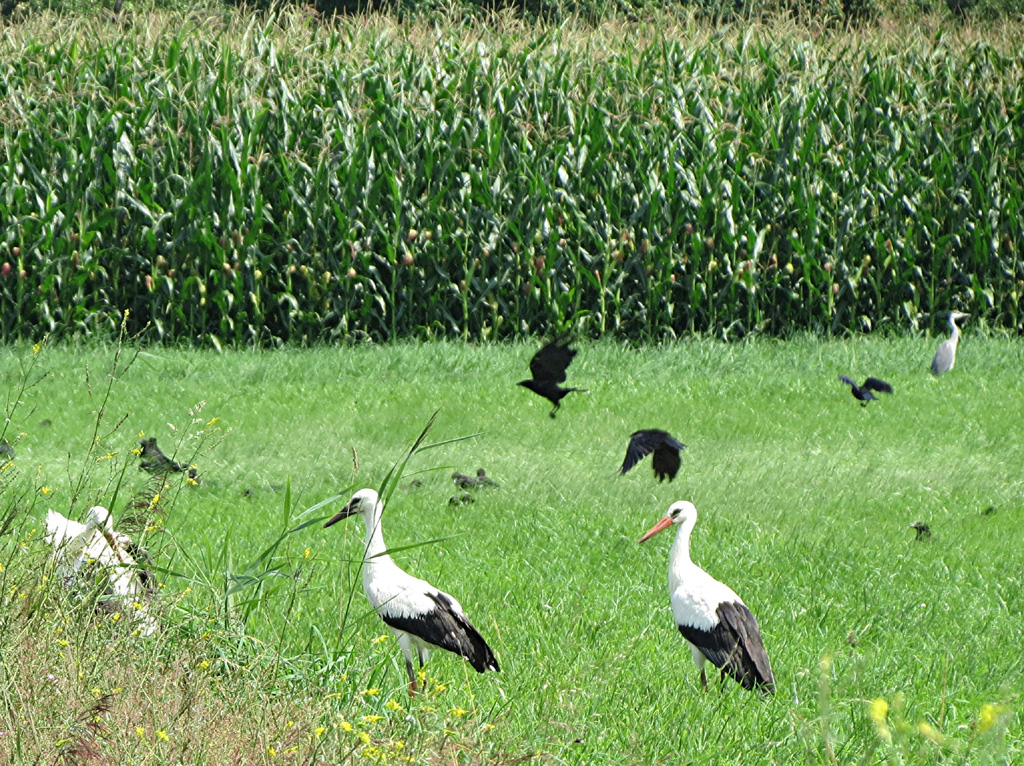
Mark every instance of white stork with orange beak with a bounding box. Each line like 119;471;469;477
324;488;499;695
639;501;775;693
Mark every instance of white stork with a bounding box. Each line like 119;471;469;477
324;488;500;695
639;501;775;694
45;506;158;635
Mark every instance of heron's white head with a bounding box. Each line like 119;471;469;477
948;311;970;325
323;488;381;528
638;500;698;544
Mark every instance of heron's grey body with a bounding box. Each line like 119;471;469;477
931;312;969;376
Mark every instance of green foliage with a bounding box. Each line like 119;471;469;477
1;339;1022;763
1;12;1023;345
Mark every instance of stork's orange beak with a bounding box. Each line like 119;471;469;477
638;515;674;544
102;530;128;564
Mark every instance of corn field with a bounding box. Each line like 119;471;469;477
1;12;1022;345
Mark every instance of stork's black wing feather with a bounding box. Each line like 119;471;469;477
862;377;893;394
528;340;576;383
380;592;500;674
122;541;158;596
837;375;857;388
678;601;774;693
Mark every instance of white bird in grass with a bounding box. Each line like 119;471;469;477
639;501;775;694
323;488;500;696
931;311;970;376
45;506;157;635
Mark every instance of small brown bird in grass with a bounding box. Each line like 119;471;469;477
139;437;199;481
475;468;499;487
452;472;477;489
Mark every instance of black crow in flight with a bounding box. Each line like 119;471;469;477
838;376;893;406
620;429;687;483
517;337;583;418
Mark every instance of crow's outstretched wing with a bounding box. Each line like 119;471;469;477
529;340;576;383
862;377;893;394
621;430;686;479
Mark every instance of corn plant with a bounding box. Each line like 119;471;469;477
0;12;1021;344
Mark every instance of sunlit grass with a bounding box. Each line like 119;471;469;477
1;337;1022;763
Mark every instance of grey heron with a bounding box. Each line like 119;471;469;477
639;501;775;693
838;376;893;406
323;489;499;695
518;337;584;418
931;312;970;376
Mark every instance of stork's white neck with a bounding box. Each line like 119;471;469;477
360;501;394;568
668;516;698;586
948;317;961;340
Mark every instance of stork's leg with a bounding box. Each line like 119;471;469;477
700;668;708;690
406;658;418;697
548;404;558;418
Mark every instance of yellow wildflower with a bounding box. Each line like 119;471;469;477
449;707;468;717
362;715;383;724
361;687;380;697
315;726;326;738
979;703;1009;733
136;726;145;738
303;547;311;559
917;721;943;743
868;698;892;744
868;698;888;725
33;341;43;354
385;699;402;711
267;746;276;757
200;660;210;670
339;720;353;733
40;486;52;495
156;730;169;742
371;635;388;645
357;731;371;745
206;417;219;427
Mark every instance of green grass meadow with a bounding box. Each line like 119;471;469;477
1;336;1022;763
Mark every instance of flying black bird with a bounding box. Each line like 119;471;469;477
517;337;583;418
139;437;199;481
620;429;687;483
910;521;932;540
838;376;893;406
